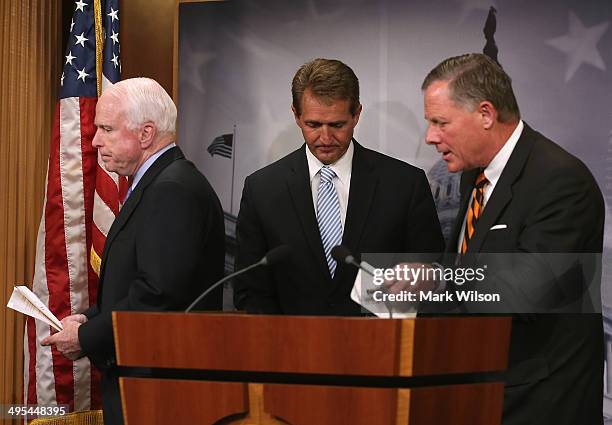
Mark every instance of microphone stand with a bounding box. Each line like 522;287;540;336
185;261;262;313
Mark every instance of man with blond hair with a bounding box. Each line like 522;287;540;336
234;58;444;315
43;77;225;424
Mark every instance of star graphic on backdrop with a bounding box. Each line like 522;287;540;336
454;0;496;23
306;0;345;21
546;11;609;82
110;30;119;44
75;32;88;47
111;53;119;67
61;72;65;86
75;0;87;12
178;37;216;93
76;67;89;82
65;51;76;65
70;19;75;32
108;7;118;22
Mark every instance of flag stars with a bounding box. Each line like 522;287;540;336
75;32;88;47
75;0;87;12
110;30;119;44
61;72;65;86
546;11;610;82
108;7;118;22
111;53;119;68
76;67;89;82
70;19;75;33
65;51;76;65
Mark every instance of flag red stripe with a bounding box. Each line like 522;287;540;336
26;318;38;407
91;223;106;257
95;164;121;215
90;366;102;409
45;103;76;410
80;98;103;410
119;173;129;199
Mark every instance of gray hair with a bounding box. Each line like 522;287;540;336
110;77;177;135
422;53;520;123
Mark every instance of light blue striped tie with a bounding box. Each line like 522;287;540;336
317;166;343;277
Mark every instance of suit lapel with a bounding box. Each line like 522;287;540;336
343;140;377;254
286;147;331;280
467;124;536;253
100;146;184;274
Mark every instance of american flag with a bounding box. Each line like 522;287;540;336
207;134;233;159
23;0;127;419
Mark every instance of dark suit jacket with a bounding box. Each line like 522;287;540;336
449;124;604;425
79;146;225;364
78;147;225;424
234;140;444;315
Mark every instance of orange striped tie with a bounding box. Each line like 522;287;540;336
461;171;488;254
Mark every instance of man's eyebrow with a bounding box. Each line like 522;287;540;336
304;119;347;125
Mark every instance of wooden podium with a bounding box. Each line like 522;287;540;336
112;313;510;425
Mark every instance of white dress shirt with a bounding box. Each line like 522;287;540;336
457;120;524;252
305;141;354;228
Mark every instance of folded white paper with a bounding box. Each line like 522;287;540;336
7;286;63;331
350;270;416;319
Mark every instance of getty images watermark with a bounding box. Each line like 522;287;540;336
369;263;497;303
356;253;602;315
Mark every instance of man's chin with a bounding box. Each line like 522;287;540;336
315;148;345;165
102;164;118;174
445;162;463;174
315;154;338;165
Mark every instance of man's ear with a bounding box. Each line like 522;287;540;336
139;122;156;148
352;103;363;125
478;101;497;130
291;104;301;125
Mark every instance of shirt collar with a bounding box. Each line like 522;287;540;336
483;120;524;187
306;140;354;186
131;143;176;191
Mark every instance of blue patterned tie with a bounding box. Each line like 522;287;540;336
317;166;343;277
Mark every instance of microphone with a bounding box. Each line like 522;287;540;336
261;245;291;266
184;245;291;313
331;245;376;276
331;245;393;318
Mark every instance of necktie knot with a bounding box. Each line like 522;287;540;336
319;166;336;184
475;170;488;189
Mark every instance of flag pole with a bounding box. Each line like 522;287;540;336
230;124;237;214
93;0;103;96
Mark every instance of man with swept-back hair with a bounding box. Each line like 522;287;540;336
234;58;444;315
392;53;604;424
42;77;225;424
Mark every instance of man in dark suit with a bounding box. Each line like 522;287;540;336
234;58;444;315
391;53;603;424
42;78;225;424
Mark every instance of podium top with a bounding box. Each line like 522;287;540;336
113;312;510;377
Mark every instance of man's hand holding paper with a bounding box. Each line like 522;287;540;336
41;314;88;360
